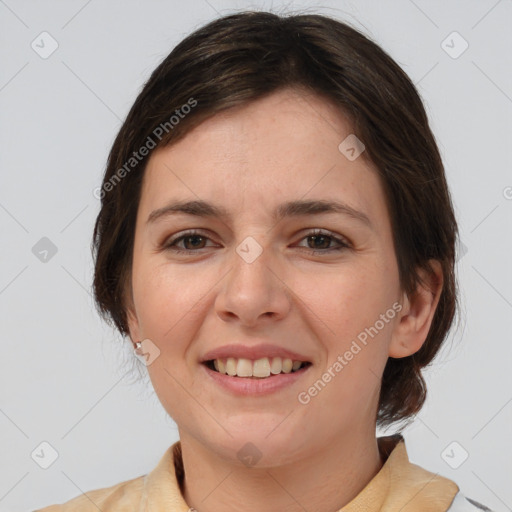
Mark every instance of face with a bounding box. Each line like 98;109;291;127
127;88;408;466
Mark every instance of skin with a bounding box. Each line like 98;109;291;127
126;87;443;512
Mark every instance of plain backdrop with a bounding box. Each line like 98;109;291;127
1;0;511;511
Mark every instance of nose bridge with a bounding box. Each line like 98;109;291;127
215;235;290;324
229;236;277;297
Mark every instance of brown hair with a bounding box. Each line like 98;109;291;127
92;11;460;428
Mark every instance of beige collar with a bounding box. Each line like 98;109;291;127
341;435;459;511
138;435;459;511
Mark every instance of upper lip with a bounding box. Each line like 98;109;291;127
201;343;311;363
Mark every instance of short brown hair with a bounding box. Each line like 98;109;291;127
92;11;460;428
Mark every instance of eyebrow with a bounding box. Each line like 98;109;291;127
146;199;373;229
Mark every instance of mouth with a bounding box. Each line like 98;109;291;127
202;357;312;379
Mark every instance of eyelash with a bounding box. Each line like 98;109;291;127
162;229;350;255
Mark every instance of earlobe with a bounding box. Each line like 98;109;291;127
388;260;443;359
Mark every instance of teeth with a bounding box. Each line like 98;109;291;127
270;357;282;375
253;358;271;378
282;358;293;373
210;356;307;378
236;358;253;377
292;360;302;371
226;358;237;376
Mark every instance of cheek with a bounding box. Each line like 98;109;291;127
294;266;396;389
132;262;204;338
292;265;392;335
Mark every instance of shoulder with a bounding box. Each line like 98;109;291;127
447;491;494;512
33;474;145;511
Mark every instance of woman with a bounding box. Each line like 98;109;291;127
36;11;492;512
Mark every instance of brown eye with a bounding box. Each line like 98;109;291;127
164;230;214;253
297;230;350;253
307;234;331;250
179;234;207;250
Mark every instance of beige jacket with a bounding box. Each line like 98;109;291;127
35;434;488;511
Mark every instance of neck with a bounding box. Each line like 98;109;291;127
179;431;383;512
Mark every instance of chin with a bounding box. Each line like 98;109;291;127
202;426;310;468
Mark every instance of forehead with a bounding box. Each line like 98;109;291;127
140;88;387;229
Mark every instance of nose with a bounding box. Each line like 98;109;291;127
214;243;292;327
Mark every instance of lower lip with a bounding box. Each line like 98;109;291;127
201;363;312;396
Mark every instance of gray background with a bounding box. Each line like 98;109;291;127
1;0;511;510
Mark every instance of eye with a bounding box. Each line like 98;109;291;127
296;229;350;253
162;230;215;253
162;228;350;255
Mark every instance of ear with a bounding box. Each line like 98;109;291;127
389;260;443;358
126;305;141;345
122;275;142;344
124;282;142;344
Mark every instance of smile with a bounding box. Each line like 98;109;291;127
204;357;311;378
201;357;312;396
